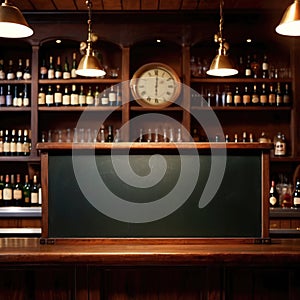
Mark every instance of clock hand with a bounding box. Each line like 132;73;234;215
155;73;158;96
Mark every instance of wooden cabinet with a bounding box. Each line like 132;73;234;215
0;14;299;236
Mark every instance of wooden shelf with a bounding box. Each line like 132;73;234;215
36;142;273;151
191;78;293;83
38;106;122;112
0;107;31;112
130;106;183;111
0;80;31;84
38;78;121;84
270;207;300;218
0;155;40;162
191;105;292;111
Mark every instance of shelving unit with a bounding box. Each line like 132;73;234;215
0;14;299;236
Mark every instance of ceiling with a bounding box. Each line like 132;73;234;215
11;0;292;13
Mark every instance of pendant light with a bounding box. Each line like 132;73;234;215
207;0;238;77
76;0;106;77
276;0;300;36
0;0;33;38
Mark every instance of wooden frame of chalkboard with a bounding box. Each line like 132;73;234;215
37;142;271;244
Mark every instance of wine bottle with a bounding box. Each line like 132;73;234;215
23;84;30;107
101;88;109;106
0;175;4;206
71;52;77;78
233;86;241;106
3;130;10;156
55;56;62;79
268;84;276;106
62;86;71;106
275;83;283;106
108;85;117;106
94;86;100;106
54;84;62;106
63;57;71;79
10;129;17;156
70;84;79;106
242;85;251;106
283;83;290;106
22;129;30;156
38;86;46;106
30;175;39;206
5;84;12;106
225;87;233;106
16;59;23;80
261;55;269;79
6;59;15;80
3;174;12;206
0;130;3;155
0;59;5;80
250;54;260;78
40;59;48;79
78;85;86;106
16;129;23;156
116;85;122;106
86;86;94;105
244;55;252;78
46;85;54;106
269;180;279;207
12;85;18;107
13;174;23;206
0;85;5;106
259;83;268;106
293;178;300;208
47;56;54;79
23;58;31;80
23;175;31;207
251;84;259;106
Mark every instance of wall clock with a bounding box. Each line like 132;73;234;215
130;62;181;108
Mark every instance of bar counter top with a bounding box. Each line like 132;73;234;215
0;238;300;267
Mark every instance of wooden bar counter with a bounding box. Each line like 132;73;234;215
0;238;300;299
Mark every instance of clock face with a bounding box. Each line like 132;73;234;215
130;63;181;108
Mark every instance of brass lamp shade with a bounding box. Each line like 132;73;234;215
0;0;33;38
207;49;238;77
76;49;106;77
276;0;300;36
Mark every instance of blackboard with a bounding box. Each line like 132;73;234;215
48;151;262;238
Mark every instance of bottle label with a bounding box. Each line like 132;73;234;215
252;95;259;104
71;69;77;78
54;93;62;104
63;72;70;80
46;95;54;105
243;95;250;104
23;97;30;107
16;142;23;153
23;73;31;80
71;94;79;105
7;73;15;80
10;142;16;153
269;94;276;104
24;196;30;204
38;93;46;105
245;69;251;76
48;70;54;79
234;95;241;105
31;192;38;204
226;93;232;105
40;67;47;77
0;70;5;80
3;188;12;200
283;95;290;104
79;95;86;105
55;71;62;79
262;62;269;71
294;197;300;205
274;141;286;156
0;95;5;105
276;95;283;105
17;97;23;107
3;142;10;153
13;189;22;200
269;196;277;206
23;142;30;154
0;190;2;200
86;95;94;105
62;95;71;105
6;95;12;106
16;71;23;79
101;97;109;105
260;95;267;104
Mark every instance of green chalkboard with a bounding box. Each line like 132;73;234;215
48;151;262;238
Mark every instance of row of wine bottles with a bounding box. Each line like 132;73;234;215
0;84;30;107
0;59;31;81
38;84;122;107
0;174;41;207
0;129;31;156
192;82;291;107
269;178;300;208
191;53;290;79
